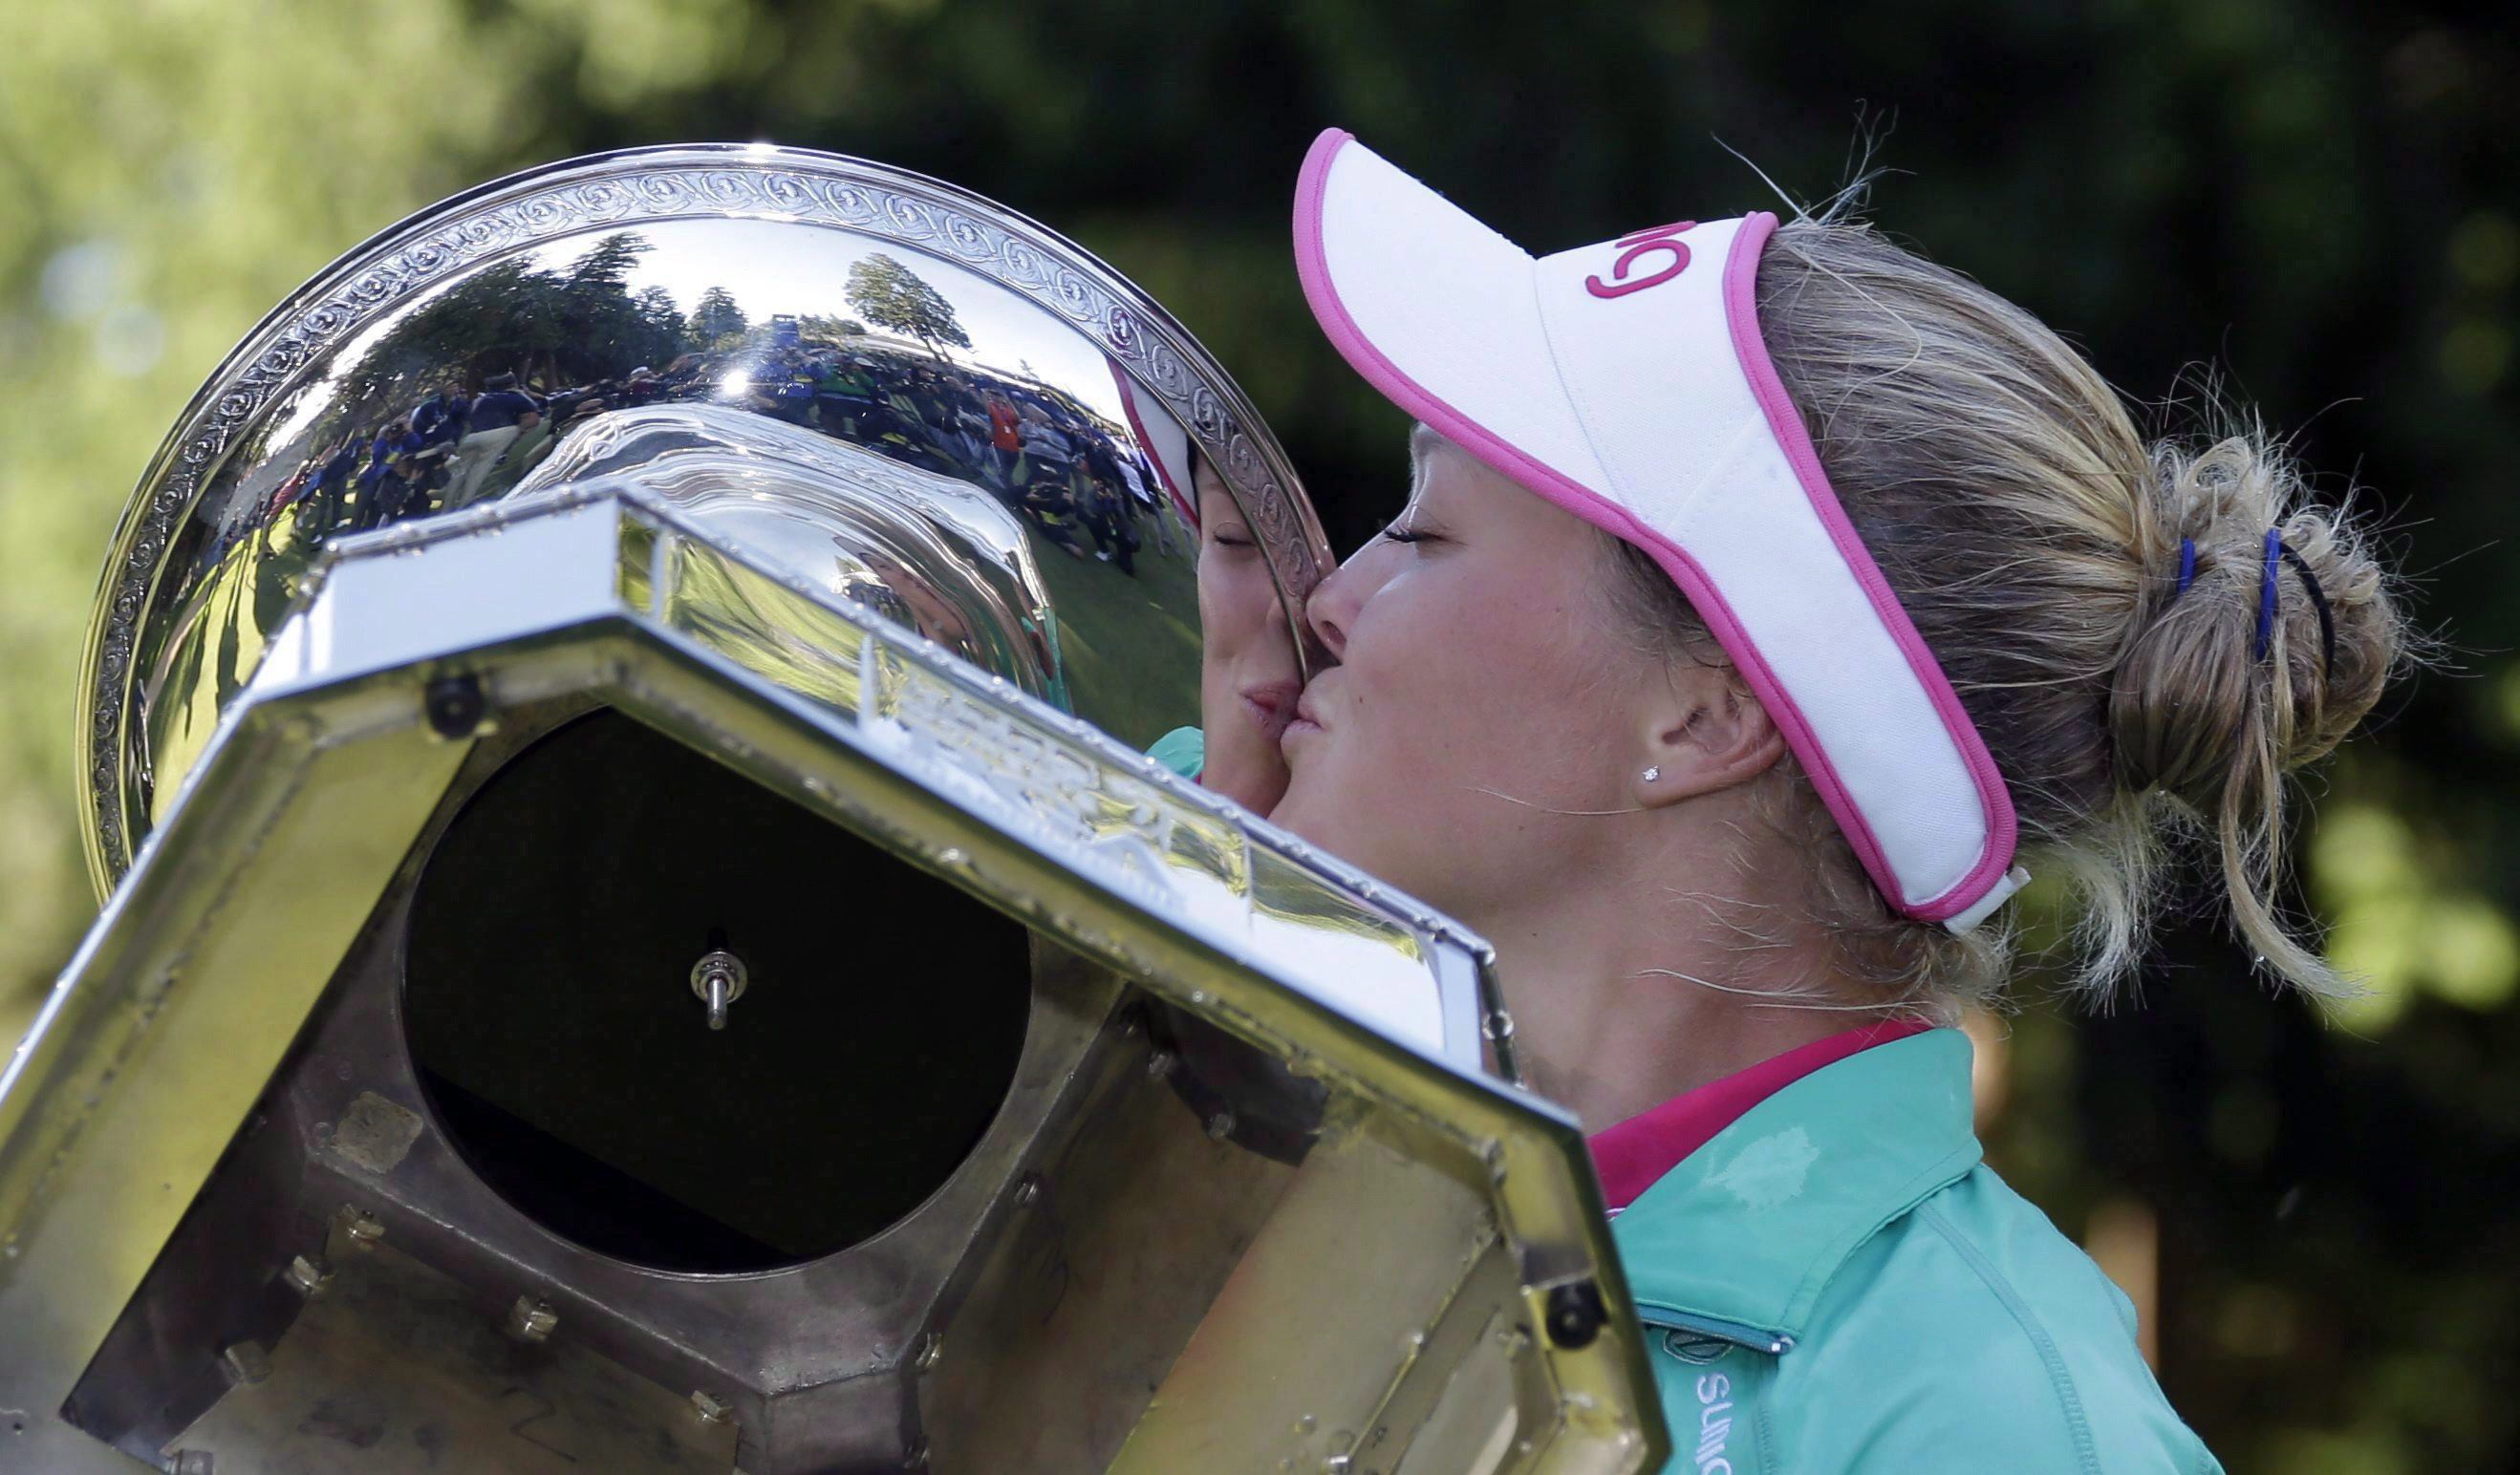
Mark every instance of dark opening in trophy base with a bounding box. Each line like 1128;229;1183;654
403;709;1032;1273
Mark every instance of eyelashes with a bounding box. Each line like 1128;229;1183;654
1380;524;1434;545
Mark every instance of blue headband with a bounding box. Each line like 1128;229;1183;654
2253;529;2281;660
2168;532;2334;678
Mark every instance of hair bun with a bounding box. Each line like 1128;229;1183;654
2106;430;2404;987
2113;434;2397;799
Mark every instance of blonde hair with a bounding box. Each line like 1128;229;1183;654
1605;212;2407;1010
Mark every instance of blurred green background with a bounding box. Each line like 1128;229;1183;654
2;2;2513;1470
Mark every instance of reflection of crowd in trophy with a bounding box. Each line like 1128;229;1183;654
254;336;1187;578
258;371;571;547
739;339;1185;576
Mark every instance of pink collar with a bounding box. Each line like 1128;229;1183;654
1587;1018;1935;1213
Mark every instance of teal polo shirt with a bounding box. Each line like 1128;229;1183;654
1613;1029;2223;1473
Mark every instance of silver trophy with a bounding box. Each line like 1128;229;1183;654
0;145;1666;1473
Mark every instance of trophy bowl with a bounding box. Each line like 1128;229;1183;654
76;141;1336;893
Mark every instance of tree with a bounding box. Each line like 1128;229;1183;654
686;286;748;351
348;257;542;400
634;287;684;343
549;235;684;382
330;233;688;410
794;312;870;348
843;253;971;360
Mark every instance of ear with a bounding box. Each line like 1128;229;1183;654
1629;664;1788;811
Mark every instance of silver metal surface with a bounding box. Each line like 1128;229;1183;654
75;142;1334;899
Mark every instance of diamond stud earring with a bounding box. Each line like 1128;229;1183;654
1641;766;1661;782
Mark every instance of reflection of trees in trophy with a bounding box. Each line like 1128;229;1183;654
685;284;749;351
844;252;972;360
792;312;870;347
348;233;690;398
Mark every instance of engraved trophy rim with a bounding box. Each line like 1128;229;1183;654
75;140;1336;899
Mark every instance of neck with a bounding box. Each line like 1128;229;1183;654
1475;839;1863;1132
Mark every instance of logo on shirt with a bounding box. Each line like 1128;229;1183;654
1695;1372;1736;1474
1703;1125;1820;1210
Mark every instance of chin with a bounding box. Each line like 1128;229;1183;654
1271;786;1461;921
1264;793;1314;841
1267;776;1361;864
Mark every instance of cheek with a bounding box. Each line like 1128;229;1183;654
1347;568;1596;755
1197;559;1273;661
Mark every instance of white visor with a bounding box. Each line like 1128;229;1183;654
1294;128;2027;930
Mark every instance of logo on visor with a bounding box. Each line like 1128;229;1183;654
1584;220;1699;299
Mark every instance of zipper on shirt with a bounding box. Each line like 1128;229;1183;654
1634;1303;1796;1357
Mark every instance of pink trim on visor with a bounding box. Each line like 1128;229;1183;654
1714;215;2020;921
1293;128;2020;925
1108;357;1198;530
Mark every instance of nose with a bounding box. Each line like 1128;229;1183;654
1304;569;1350;662
1302;539;1393;662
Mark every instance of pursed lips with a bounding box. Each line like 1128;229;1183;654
1281;688;1325;746
1240;680;1301;738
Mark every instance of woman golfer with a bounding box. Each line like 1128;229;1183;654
1268;129;2402;1472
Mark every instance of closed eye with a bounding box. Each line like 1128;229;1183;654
1381;524;1435;545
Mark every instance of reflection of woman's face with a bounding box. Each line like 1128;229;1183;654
860;552;973;653
1195;459;1301;815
